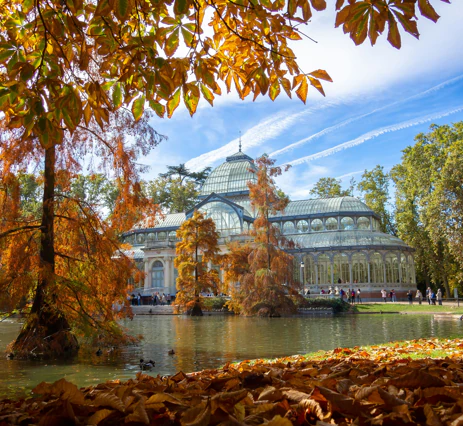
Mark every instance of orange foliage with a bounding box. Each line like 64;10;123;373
0;112;163;353
174;210;221;311
223;155;300;316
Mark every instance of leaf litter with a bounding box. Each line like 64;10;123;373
1;338;463;425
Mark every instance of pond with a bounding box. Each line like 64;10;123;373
0;314;461;398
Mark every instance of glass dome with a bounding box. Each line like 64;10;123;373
290;230;410;250
276;196;374;217
199;151;257;196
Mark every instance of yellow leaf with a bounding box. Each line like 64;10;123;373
167;89;181;118
295;76;308;103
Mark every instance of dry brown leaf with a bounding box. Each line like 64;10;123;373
296;398;324;420
146;392;186;405
181;401;211;426
315;386;362;416
281;389;311;403
87;408;114;425
124;400;149;424
388;369;446;389
93;392;125;412
258;386;284;402
424;403;444;426
32;378;85;405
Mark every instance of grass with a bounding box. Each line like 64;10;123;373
233;337;463;367
352;302;463;314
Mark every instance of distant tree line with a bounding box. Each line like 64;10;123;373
310;122;463;296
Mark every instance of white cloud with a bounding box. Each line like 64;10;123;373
286;106;463;167
185;101;341;171
270;74;463;157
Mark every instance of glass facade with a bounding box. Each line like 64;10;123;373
199;201;241;236
124;149;415;295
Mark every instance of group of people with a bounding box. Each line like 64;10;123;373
339;288;362;304
380;289;397;302
128;292;173;306
151;292;172;305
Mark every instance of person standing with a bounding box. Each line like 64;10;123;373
356;288;362;304
351;289;355;304
381;289;387;302
416;289;423;305
407;290;413;304
426;287;432;305
391;289;397;303
437;289;443;306
137;293;142;306
431;291;437;305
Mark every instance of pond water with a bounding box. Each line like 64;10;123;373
1;314;462;398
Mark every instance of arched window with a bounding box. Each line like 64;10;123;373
333;253;349;283
158;232;167;241
370;253;383;284
151;260;164;289
401;254;408;283
357;217;370;230
199;201;241;237
147;233;155;241
325;217;338;231
301;254;315;285
136;233;145;244
311;219;323;232
297;220;309;233
168;231;177;241
283;221;296;234
317;254;330;285
385;253;399;283
352;253;367;283
341;217;354;230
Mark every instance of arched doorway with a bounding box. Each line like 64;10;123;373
151;260;164;289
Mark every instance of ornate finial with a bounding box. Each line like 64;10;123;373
239;131;242;152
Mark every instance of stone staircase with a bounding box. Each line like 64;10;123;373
132;305;175;315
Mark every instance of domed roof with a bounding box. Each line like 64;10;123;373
275;196;375;217
199;151;257;197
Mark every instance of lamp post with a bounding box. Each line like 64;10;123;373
300;260;305;295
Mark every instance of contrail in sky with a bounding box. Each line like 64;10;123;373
285;106;463;167
185;100;340;171
270;74;463;157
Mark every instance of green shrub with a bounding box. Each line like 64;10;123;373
297;297;350;313
201;297;229;312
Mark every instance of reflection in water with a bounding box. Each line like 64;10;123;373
0;314;461;398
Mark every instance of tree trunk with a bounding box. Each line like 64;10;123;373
442;274;451;299
191;237;203;316
12;146;79;359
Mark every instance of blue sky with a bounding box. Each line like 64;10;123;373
142;2;463;200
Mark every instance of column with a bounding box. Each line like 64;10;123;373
349;257;353;285
144;260;150;290
383;258;387;284
398;252;402;284
164;257;171;292
315;261;319;285
330;261;334;285
367;261;371;284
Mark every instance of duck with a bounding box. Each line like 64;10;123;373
168;349;175;355
140;359;155;370
96;348;102;356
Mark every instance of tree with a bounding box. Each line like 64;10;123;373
391;123;463;297
145;165;211;213
0;0;449;357
174;210;221;316
357;165;396;235
310;177;352;198
223;155;299;317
